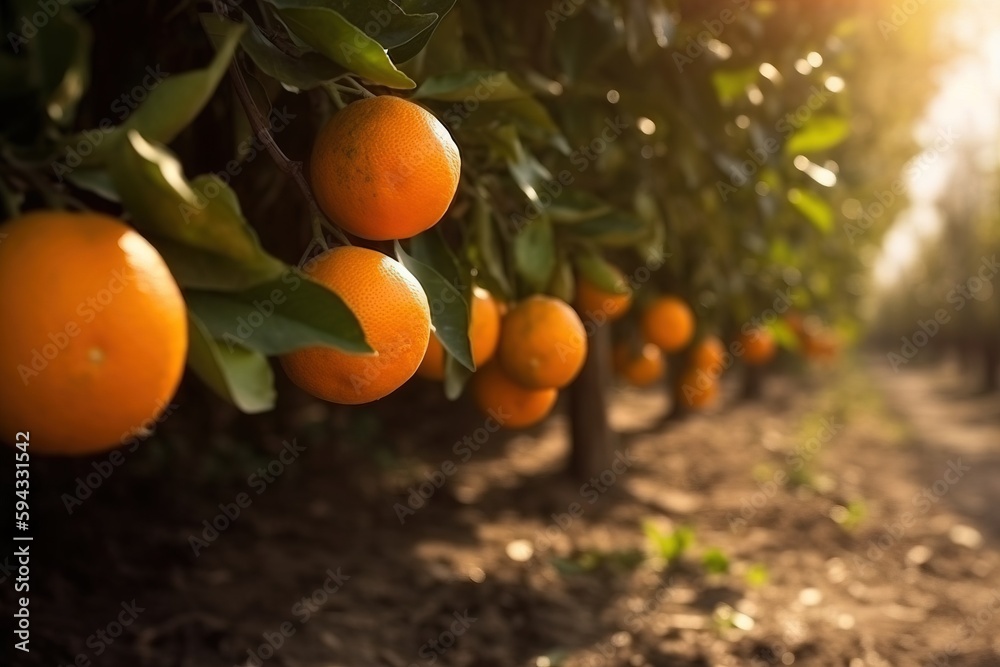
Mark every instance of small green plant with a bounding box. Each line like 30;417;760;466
701;547;730;574
744;563;770;588
550;548;645;576
643;520;695;563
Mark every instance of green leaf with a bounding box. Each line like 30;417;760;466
291;0;439;50
395;241;475;371
711;68;758;106
563;210;648;247
185;272;371;356
788;188;833;233
266;1;416;89
470;197;512;299
548;190;613;223
414;70;528;101
642;520;694;562
769;318;800;350
66;21;244;166
490;126;552;205
36;7;91;126
65;168;119;202
187;311;276;414
784;116;849;155
547;252;575;303
202;13;344;91
110;131;285;290
388;0;457;63
574;252;629;294
443;351;474;400
513;216;556;293
410;229;464;289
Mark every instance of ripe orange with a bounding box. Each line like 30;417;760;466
310;96;460;241
641;296;694;353
471;362;557;428
575;270;632;322
613;342;664;387
0;211;187;455
498;295;588;389
802;330;839;363
690;336;726;374
739;328;776;365
281;246;430;404
677;368;719;410
417;287;501;380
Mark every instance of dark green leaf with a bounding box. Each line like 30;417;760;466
490;125;552;205
548;252;575;303
514;216;556;293
65;168;118;202
395;241;475;371
36;7;91;126
443;351;473;399
187;311;276;414
574;252;629;294
265;1;415;88
564;210;649;247
110;131;285;290
388;0;456;63
202;13;344;91
185;271;371;355
548;190;613;223
414;70;528;101
296;0;438;50
470;196;512;298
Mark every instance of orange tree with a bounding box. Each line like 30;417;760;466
0;0;939;471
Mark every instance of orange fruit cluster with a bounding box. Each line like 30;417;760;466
613;342;664;387
0;212;187;455
468;294;588;429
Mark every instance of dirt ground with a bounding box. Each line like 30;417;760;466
5;356;1000;667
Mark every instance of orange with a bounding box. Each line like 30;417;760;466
498;295;588;389
281;246;430;404
310;96;460;241
613;342;664;387
690;336;726;374
802;330;839;363
739;328;776;365
641;296;694;353
575;270;632;322
471;362;557;428
417;287;501;380
677;368;719;410
0;211;187;455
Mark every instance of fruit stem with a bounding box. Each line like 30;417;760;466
342;77;376;99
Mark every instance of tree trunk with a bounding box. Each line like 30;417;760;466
663;349;691;422
568;326;616;480
742;364;763;400
981;337;999;393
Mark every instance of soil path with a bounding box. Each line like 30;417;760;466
7;360;1000;667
